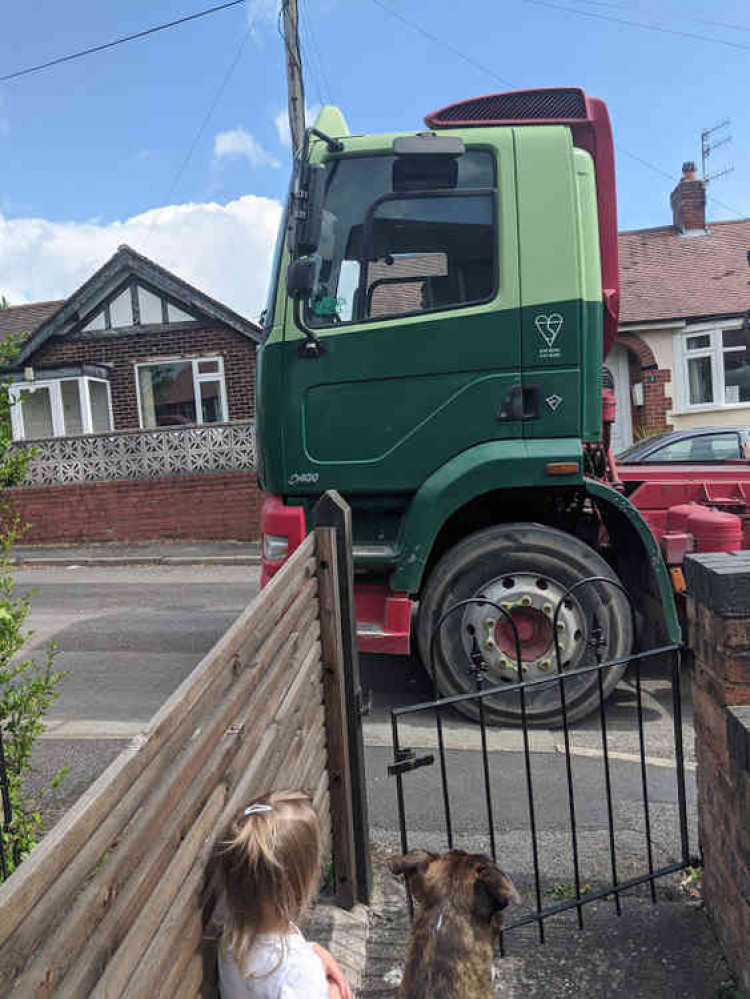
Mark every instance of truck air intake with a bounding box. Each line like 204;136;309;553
425;88;588;128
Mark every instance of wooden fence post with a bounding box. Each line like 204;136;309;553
314;491;372;906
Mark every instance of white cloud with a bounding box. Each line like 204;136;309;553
0;194;283;320
247;0;278;28
273;104;322;148
213;127;281;169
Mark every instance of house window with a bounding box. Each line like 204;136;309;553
678;324;750;410
9;378;113;441
135;357;228;429
81;283;198;332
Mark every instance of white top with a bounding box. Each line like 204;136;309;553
218;927;329;999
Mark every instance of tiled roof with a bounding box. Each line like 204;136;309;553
1;245;262;370
619;219;750;325
0;301;64;339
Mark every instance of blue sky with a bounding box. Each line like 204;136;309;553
1;0;748;315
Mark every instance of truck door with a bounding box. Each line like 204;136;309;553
515;126;589;443
280;130;522;496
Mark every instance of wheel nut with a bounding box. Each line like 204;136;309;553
484;639;496;650
557;621;566;631
521;595;532;607
539;658;551;672
543;603;553;616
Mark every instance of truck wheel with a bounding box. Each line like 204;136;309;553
417;523;633;727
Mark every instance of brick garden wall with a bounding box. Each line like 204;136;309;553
7;471;264;543
32;324;257;429
685;553;750;993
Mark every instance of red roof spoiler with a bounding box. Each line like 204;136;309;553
425;88;620;356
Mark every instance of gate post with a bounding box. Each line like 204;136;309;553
685;553;750;993
314;491;371;907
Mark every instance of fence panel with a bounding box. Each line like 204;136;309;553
0;511;364;997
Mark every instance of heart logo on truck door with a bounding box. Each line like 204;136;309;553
534;313;564;348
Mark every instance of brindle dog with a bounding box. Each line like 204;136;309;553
388;849;519;999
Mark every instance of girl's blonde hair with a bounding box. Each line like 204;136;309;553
215;789;321;972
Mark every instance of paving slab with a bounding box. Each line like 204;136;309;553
307;897;370;995
362;846;737;999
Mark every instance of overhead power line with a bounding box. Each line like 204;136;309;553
522;0;750;52
368;0;747;219
299;0;333;107
568;0;750;36
367;0;514;87
0;0;247;84
142;8;258;251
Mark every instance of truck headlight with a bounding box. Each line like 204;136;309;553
263;534;289;561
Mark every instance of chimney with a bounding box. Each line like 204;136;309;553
670;161;706;233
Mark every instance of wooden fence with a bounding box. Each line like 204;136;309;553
0;513;363;997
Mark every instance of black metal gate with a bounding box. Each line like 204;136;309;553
387;579;699;942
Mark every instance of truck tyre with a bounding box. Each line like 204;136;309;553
417;523;633;726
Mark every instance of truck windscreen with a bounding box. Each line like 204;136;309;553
304;149;497;328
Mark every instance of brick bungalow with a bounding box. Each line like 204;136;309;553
606;163;750;453
1;245;264;542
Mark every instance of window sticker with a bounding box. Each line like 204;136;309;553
311;296;346;317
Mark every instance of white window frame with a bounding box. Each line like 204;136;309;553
9;377;113;441
134;356;229;429
673;320;750;413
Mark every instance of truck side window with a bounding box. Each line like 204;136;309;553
304;150;496;328
363;194;494;320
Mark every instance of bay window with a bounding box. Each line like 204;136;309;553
135;357;228;429
677;322;750;410
10;377;113;441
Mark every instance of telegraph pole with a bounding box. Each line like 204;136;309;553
281;0;306;157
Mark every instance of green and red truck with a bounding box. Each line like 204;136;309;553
255;88;700;726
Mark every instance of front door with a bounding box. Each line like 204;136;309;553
605;344;633;454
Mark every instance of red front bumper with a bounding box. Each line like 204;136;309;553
260;494;413;655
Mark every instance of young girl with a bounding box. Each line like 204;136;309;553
214;789;353;999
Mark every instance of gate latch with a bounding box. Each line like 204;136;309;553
387;748;435;777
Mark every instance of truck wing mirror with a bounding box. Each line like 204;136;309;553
286;258;316;297
289;163;326;257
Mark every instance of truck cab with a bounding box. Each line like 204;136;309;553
257;89;678;726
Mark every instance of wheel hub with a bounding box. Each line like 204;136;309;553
496;606;552;661
460;572;585;681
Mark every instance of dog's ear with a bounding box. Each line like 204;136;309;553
475;863;521;916
388;850;435;903
387;849;434;879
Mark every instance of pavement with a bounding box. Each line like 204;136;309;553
11;538;742;997
11;539;260;566
362;847;735;998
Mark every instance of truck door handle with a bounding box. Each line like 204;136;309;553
498;383;541;421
